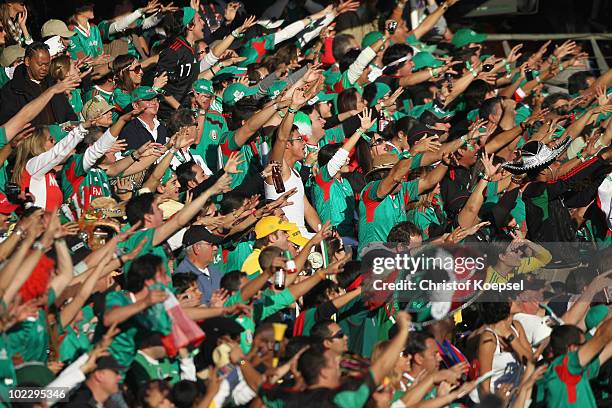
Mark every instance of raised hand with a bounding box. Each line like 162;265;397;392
236;15;257;35
224;152;245;174
9;124;35;148
412;135;441;153
336;0;360;15
153;72;168;89
17;8;28;29
224;2;241;23
54;73;82;95
109;139;128;154
190;0;200;11
480;152;501;179
209;288;229;308
160;2;179;13
211;173;232;195
142;0;161;14
145;288;168;306
554;40;578;58
358;107;377;130
507;43;523;63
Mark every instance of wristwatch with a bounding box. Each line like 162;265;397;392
504;334;516;344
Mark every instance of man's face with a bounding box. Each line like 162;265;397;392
98;110;114;127
97;369;121;395
317;101;332;119
137;98;160;116
418;338;442;372
325;323;348;354
196;41;208;62
309;109;326;140
456;143;478;167
192;164;207;185
268;230;289;251
194;241;218;265
287;133;305;160
25;50;51;81
397;59;415;77
164;175;180;200
191;13;204;40
146;202;164;227
195;92;213;110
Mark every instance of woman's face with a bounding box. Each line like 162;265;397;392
80;7;95;20
355;92;366;111
0;23;6;46
128;62;143;86
10;2;26;14
98;110;114;127
44;129;55;150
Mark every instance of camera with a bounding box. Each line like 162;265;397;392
5;183;21;204
524;67;534;81
386;20;398;35
483;64;494;72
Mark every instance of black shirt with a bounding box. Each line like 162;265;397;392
155;36;200;120
119;117;169;150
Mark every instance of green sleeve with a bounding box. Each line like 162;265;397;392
98;20;112;41
0;128;6;149
410;153;423;169
332;371;376;407
567;350;600;378
224;290;248;307
105;291;130;310
256;288;295;321
68;37;85;60
401;180;420;203
365;180;383;201
264;33;276;50
226;131;240;151
113;90;133;111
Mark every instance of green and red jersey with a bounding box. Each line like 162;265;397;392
312;161;355;238
541;351;600;408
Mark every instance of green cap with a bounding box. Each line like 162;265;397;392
161;168;174;185
16;363;55;387
214;66;247;79
222;83;259;106
267;81;287;99
131;86;160;102
182;7;197;27
422;104;452;121
368;82;391;107
412;52;443;71
308;91;336;106
585;305;610;331
451;28;487;48
294;111;312;137
361;31;383;49
193;79;214;95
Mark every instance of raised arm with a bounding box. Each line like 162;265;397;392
410;0;456;40
48;236;75;299
370;311;410;384
457;153;499;228
153;173;232;246
417;160;449;194
3;74;81;140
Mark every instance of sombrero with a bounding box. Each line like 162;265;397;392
502;137;571;175
365;153;399;180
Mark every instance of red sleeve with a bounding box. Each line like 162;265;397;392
321;37;335;66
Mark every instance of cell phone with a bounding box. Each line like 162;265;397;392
483;64;494;72
386;20;398;35
525;68;534;81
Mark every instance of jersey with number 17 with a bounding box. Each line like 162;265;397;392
155;36;199;109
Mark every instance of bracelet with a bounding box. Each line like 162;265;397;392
288;107;298;114
152;86;161;93
32;241;47;252
399;150;413;160
13;228;24;239
432;67;439;77
576;151;585;162
558;64;564;72
130;151;141;162
535;75;541;83
278;110;286;119
460;134;469;145
549;55;558;64
231;30;244;38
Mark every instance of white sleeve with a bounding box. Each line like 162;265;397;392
179;356;197;381
25;125;87;178
299;14;334;45
273;20;307;45
199;51;220;73
231;368;257;405
326;146;349;178
346;47;376;85
108;10;143;35
213;379;232;407
82;129;116;172
426;3;447;32
142;12;163;30
46;353;89;406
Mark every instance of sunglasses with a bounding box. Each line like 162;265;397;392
129;65;143;74
328;330;345;340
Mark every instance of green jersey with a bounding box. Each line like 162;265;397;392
541;351;600;408
358;180;419;255
194;110;229;171
103;290;172;377
130;353;181;387
60;154;112;216
313;159;355;238
318;126;345;148
218;130;259;188
84;86;114;105
224;291;254;353
69;23;104;60
70;90;83;115
407;201;446;241
118;228;170;276
0;128;9;192
0;69;9;89
113;88;133;113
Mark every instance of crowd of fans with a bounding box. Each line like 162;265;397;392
0;0;609;407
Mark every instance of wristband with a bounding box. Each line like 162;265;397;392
32;241;47;252
432;67;439;77
231;30;244;38
535;75;541;83
130;151;140;162
549;55;558;64
399;151;413;160
576;151;585;162
558;64;564;72
288;107;298;114
152;86;161;93
460;134;469;145
278;110;286;119
13;228;24;239
428;68;434;77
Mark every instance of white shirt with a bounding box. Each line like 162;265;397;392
513;313;552;348
264;167;307;234
137;116;161;141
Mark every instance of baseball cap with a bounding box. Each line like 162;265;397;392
361;31;383;49
267;81;287;99
41;19;75;39
286;226;309;247
182;7;197;27
294;111;312;137
82;95;114;121
451;28;487;48
585;305;610;332
94;355;125;373
0;45;24;68
65;235;92;265
222;83;259;106
131;86;160;102
192;79;214;95
412;52;443;71
15;363;55;386
214;66;247;79
255;216;295;239
0;192;18;214
406;122;445;145
183;225;225;247
419;105;452;124
308;91;335;106
365;82;391;108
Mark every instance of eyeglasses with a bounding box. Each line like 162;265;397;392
328;330;345;340
288;136;304;143
369;138;384;148
129;65;143;74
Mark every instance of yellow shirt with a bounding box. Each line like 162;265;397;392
485;247;552;284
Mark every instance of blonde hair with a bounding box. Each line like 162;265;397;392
371;340;404;384
49;55;71;81
0;4;19;44
12;127;51;185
